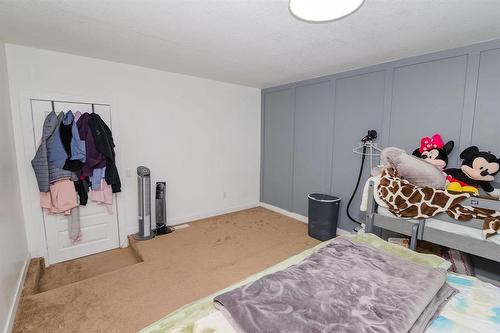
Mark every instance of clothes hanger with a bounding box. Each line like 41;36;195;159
352;141;382;156
91;103;95;114
352;141;383;170
51;100;66;115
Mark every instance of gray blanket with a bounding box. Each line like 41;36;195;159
214;238;456;333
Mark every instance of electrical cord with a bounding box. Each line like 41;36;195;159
346;144;367;225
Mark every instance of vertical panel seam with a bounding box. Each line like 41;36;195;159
458;54;469;155
329;79;337;195
385;68;396;146
469;51;482;147
290;88;296;212
259;91;265;202
457;51;480;158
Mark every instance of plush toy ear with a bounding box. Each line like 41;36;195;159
460;146;479;159
412;148;421;157
443;141;454;155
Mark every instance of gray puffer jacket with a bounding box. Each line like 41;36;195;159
31;111;74;192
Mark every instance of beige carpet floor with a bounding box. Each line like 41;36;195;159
38;247;140;293
13;207;320;333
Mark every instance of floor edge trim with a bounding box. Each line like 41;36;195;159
258;202;351;236
4;253;30;333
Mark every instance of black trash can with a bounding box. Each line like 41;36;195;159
308;193;340;241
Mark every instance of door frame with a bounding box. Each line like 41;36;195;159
14;91;124;265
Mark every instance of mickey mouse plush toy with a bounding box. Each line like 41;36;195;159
445;146;500;196
412;134;454;170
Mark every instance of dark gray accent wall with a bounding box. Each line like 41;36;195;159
261;39;500;231
473;48;500;154
331;71;386;225
262;88;294;210
388;56;468;167
292;81;334;216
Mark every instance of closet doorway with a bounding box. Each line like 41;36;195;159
31;99;120;265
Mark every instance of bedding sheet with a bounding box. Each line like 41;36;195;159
213;237;454;333
426;273;500;333
140;234;452;333
171;273;500;333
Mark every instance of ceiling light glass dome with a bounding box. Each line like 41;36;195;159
289;0;365;23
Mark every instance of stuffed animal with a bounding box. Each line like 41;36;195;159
445;146;500;196
412;134;454;170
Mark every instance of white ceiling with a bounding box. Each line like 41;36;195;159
0;0;499;88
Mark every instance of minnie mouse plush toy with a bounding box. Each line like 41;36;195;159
412;134;454;170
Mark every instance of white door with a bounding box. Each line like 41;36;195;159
31;100;120;265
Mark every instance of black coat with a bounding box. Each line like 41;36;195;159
89;113;122;193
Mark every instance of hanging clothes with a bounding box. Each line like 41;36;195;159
77;112;106;178
60;112;73;157
90;167;105;190
40;179;78;215
32;111;74;192
32;103;119;245
48;111;70;169
89;113;121;193
68;207;81;243
39;178;81;242
74;178;89;206
89;179;113;214
74;111;83;122
60;111;86;171
70;119;86;163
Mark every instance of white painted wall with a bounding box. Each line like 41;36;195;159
5;44;261;257
0;42;29;333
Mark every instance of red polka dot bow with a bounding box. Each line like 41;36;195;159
419;134;444;153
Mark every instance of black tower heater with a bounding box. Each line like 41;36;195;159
155;182;172;235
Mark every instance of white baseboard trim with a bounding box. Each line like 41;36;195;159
335;228;352;236
123;203;261;244
167;202;260;227
259;202;352;236
4;253;30;333
126;202;351;241
259;202;308;223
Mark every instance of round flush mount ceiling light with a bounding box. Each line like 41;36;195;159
289;0;365;23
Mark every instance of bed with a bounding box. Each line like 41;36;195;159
363;178;500;262
140;234;500;333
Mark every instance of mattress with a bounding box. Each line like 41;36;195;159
377;207;500;245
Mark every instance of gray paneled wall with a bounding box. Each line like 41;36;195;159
473;48;500;154
261;39;500;232
388;55;468;167
331;71;386;225
262;88;294;210
292;81;334;216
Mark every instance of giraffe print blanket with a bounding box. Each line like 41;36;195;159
378;168;500;239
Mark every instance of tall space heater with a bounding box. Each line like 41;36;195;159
134;166;153;240
155;182;172;235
